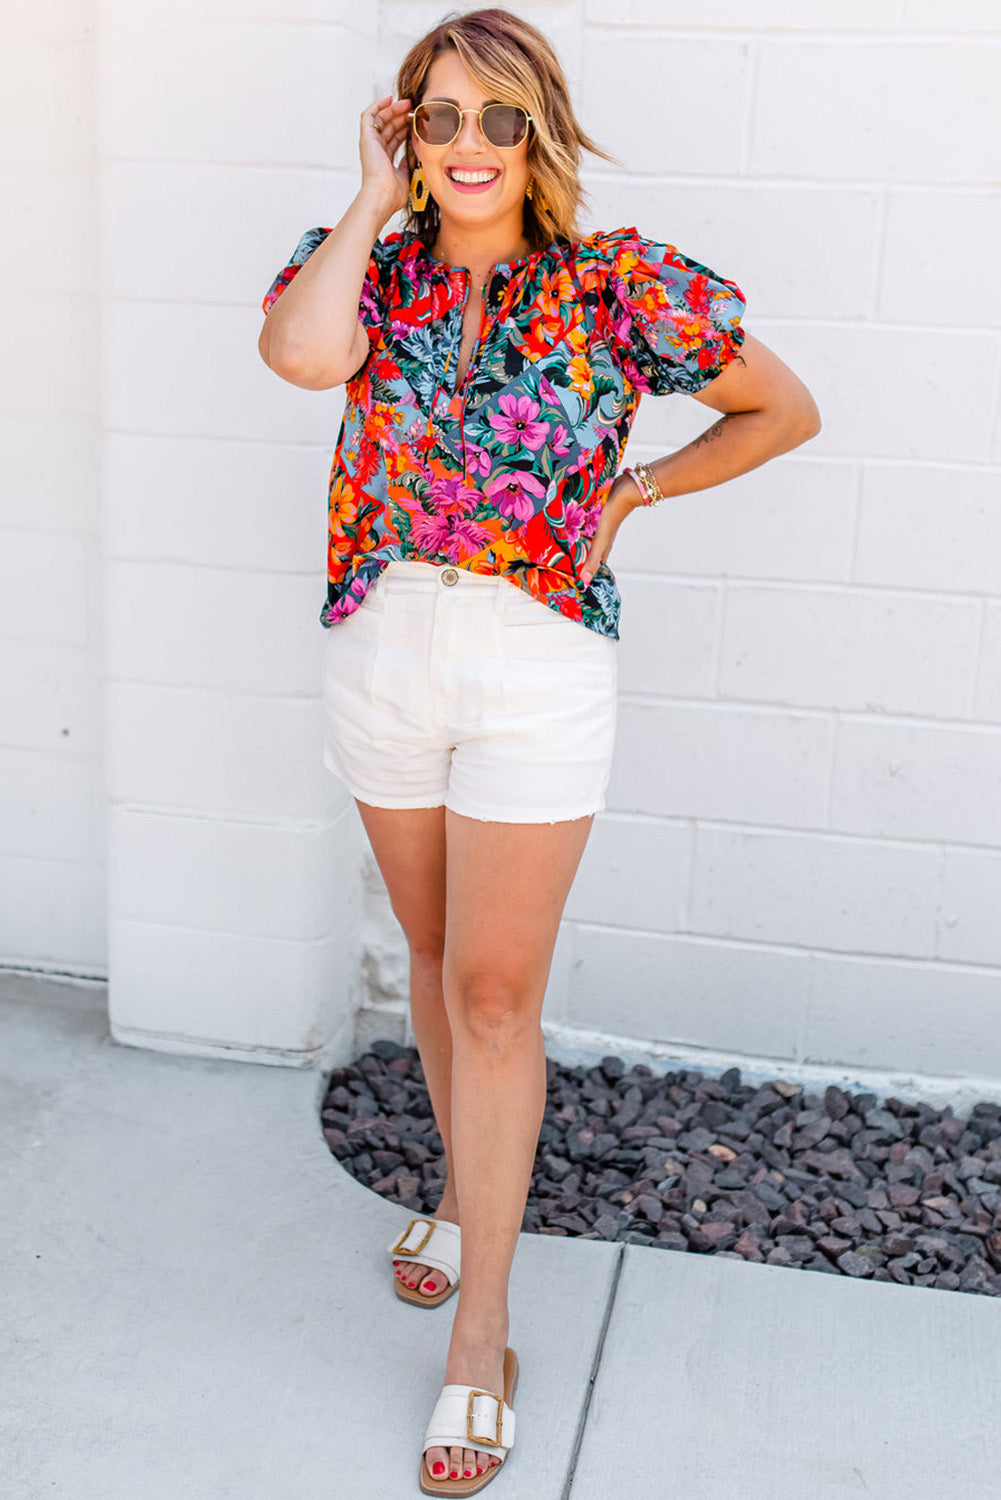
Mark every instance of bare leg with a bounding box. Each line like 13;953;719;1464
355;799;507;1479
423;809;594;1484
353;802;461;1282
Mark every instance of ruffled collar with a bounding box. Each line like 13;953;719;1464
400;229;565;301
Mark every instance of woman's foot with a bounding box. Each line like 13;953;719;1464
392;1191;459;1298
423;1325;509;1485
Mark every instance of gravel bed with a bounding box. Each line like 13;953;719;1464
320;1042;1001;1295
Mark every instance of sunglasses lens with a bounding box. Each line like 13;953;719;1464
414;102;461;145
413;102;530;148
482;104;529;148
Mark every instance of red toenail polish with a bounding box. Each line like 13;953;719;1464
432;1462;445;1475
450;1470;458;1478
464;1469;472;1478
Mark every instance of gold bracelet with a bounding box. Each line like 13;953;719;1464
634;460;666;506
622;462;665;507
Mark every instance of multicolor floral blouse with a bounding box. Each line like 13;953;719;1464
262;226;746;638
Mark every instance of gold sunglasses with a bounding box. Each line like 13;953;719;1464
408;101;533;150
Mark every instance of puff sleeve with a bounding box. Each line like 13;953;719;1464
590;227;747;397
261;227;398;349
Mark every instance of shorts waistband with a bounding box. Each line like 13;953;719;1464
381;559;504;590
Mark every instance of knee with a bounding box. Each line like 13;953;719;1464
406;931;445;982
447;969;539;1046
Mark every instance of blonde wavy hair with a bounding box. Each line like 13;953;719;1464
396;7;616;252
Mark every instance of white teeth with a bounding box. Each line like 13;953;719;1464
447;169;499;184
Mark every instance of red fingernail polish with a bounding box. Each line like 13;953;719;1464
432;1462;445;1475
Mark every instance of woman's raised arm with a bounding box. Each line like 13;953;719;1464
258;94;411;390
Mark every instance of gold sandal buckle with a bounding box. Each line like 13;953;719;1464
391;1216;434;1257
466;1389;503;1448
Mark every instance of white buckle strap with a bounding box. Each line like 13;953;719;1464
388;1216;461;1287
423;1385;516;1457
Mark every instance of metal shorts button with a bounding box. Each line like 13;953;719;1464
441;567;459;586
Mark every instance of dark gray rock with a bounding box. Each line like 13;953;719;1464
321;1042;1000;1299
837;1250;875;1277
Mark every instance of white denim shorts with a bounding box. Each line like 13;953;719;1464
320;559;618;823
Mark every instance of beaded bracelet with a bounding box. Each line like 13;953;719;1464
622;461;666;507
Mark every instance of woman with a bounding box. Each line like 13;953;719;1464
259;8;820;1493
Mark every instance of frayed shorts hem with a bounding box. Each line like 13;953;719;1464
325;755;605;824
443;795;606;824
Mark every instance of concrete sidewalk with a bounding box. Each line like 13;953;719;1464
3;972;999;1499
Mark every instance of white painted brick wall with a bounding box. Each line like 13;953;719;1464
573;2;1001;1092
6;0;1001;1091
718;585;981;718
0;0;104;973
96;0;377;1061
977;605;1001;723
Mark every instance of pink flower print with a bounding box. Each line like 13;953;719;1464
445;517;492;562
410;508;490;562
463;443;492;479
550;424;572;458
485;469;547;523
562;501;588;546
487;393;549;451
409;511;452;553
347;575;369;606
428;476;479;514
608;300;634;348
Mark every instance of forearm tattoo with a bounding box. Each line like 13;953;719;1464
691;412;732;451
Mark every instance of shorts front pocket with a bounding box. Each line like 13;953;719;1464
354;574;387;614
323;605;393;733
499;607;617;730
497;580;577;630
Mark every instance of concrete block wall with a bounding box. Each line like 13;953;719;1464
360;1;1001;1097
571;1;1001;1091
0;0;106;975
95;0;380;1062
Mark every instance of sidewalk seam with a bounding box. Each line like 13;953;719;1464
560;1243;627;1500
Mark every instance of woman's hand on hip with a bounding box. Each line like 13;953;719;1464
580;472;644;586
358;95;412;220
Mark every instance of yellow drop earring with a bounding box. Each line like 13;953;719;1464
526;177;547;210
409;165;430;213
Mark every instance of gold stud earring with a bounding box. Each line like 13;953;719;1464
409;165;430;213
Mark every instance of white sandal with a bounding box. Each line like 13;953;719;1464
418;1347;519;1496
388;1215;462;1308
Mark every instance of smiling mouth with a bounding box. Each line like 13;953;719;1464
446;168;501;185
